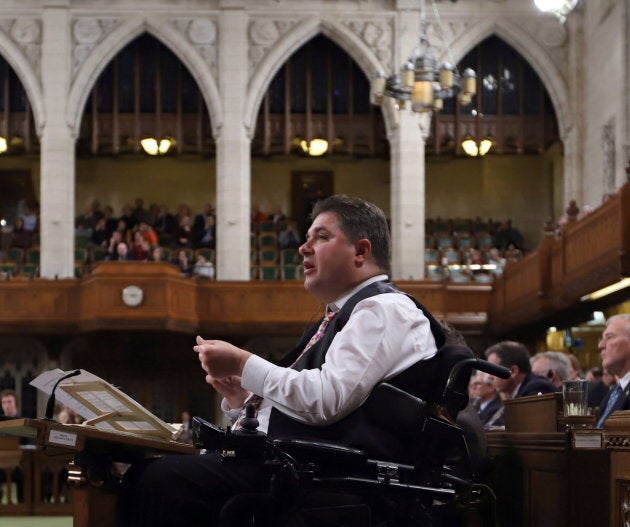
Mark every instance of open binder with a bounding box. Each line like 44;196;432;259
30;369;178;440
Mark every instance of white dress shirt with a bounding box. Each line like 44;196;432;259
222;275;438;433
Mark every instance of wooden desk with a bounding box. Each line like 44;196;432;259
486;394;609;527
0;418;196;527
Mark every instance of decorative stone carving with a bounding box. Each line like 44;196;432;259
171;18;217;77
248;18;300;76
520;19;569;82
602;117;616;193
72;18;120;77
342;18;393;72
0;18;42;73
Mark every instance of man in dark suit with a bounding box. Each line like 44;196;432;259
485;341;558;399
596;315;630;428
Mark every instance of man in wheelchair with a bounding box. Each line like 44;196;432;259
117;195;508;527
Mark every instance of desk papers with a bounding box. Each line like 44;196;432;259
31;369;178;440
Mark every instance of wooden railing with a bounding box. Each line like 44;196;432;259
0;262;492;336
489;182;630;333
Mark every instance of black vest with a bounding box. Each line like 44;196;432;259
267;280;446;461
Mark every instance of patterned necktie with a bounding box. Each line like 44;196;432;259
233;310;337;430
597;384;623;428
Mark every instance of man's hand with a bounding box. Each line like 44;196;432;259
207;375;250;410
194;336;252;379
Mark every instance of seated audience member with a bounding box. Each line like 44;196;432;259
131;231;150;261
90;218;109;247
487;247;506;276
596;315;630;428
193;203;214;235
494;220;523;251
268;206;286;224
195;215;216;249
119;205;137;232
174;215;194;248
138;221;158;247
8;218;32;249
117;195;446;527
504;243;523;262
250;204;267;223
475;373;503;429
485;341;557;399
586;367;609;409
278;219;301;250
108;241;133;261
153;205;178;237
150;246;164;263
132;197;149;224
193;255;215;279
20;205;39;233
468;373;483;409
103;205;118;238
106;231;123;260
567;353;581;380
172;249;193;276
530;351;572;389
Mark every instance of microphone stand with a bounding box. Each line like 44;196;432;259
43;369;81;421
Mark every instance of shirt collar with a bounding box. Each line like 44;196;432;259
328;274;389;313
618;372;630;391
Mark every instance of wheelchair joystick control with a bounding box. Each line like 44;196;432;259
240;403;259;433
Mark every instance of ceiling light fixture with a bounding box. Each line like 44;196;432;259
370;0;476;115
300;138;328;157
461;136;493;157
580;278;630;302
140;137;174;156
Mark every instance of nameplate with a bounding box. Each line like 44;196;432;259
48;429;78;448
572;430;603;449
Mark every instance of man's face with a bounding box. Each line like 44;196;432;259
600;319;630;377
299;212;360;303
487;353;514;394
478;376;497;401
1;395;17;417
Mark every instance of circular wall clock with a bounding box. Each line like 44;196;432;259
121;285;144;307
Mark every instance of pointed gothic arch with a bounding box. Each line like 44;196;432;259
447;18;568;139
244;16;397;138
0;30;44;135
67;16;222;139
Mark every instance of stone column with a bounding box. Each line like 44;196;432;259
215;4;251;280
389;111;430;280
40;1;75;278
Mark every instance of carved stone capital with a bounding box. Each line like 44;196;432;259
170;18;217;78
248;17;300;79
342;17;394;72
71;18;120;77
0;18;42;75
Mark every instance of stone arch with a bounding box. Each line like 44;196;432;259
67;16;222;138
0;31;44;135
244;16;398;138
447;18;569;138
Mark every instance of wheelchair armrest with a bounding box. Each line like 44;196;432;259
362;382;428;435
271;438;368;469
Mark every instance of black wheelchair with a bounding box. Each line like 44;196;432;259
193;345;509;527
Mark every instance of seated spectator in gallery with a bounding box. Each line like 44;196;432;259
119;204;137;231
504;242;523;262
172;249;193;276
131;231;150;261
150;246;165;263
485;341;558;399
107;241;133;261
487;247;506;276
268;205;286;224
494;220;524;251
8;217;32;249
193;254;215;279
250;204;267;223
153;205;178;237
132;197;150;224
193;203;214;235
174;215;194;248
20;205;39;233
195;215;216;249
103;205;118;238
90;218;109;247
278;219;301;250
530;351;572;389
138;221;158;247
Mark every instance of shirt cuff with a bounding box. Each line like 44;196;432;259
220;398;243;424
241;354;275;396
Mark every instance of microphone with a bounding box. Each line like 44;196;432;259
44;369;81;421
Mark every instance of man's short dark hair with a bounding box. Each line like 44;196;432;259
311;195;391;274
485;341;532;373
0;389;17;403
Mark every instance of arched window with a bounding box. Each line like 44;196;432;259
428;35;559;156
252;35;387;157
77;34;214;157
